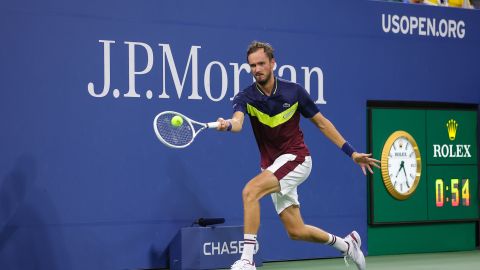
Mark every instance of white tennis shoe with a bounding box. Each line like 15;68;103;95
343;231;366;270
230;259;256;270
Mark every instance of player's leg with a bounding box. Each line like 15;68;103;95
268;155;332;243
242;170;280;234
270;153;366;270
278;205;365;270
231;170;280;270
278;204;346;248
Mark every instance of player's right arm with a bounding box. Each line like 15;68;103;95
217;90;247;132
216;111;244;132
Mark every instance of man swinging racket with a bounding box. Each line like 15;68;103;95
215;41;380;270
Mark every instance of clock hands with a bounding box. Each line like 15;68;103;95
402;165;410;188
399;160;412;188
395;160;410;191
395;161;403;177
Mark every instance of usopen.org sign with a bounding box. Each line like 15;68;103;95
87;40;326;104
381;14;466;39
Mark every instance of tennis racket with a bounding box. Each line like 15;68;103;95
153;111;219;148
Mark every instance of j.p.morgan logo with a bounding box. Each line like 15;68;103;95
433;119;471;158
203;240;258;256
87;40;326;104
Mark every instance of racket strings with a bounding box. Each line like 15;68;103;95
156;114;194;147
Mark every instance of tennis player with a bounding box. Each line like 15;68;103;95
216;41;380;270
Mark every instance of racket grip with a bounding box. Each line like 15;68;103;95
206;122;219;129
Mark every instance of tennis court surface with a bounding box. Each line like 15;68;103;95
218;250;480;270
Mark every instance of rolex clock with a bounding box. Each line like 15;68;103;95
381;130;422;200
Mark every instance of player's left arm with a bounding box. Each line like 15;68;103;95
309;112;380;175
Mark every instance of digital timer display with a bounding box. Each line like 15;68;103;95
435;178;470;207
428;166;478;221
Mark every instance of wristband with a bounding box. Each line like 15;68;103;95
341;141;356;157
226;121;232;131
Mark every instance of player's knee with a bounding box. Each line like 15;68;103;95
287;227;307;241
242;185;260;203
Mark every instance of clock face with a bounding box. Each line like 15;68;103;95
387;136;418;194
381;131;422;200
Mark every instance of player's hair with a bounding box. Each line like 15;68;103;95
247;41;274;61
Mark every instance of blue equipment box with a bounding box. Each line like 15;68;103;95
169;226;263;269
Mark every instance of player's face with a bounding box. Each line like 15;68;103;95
248;49;275;86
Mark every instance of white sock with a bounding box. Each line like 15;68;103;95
240;234;257;263
326;233;348;253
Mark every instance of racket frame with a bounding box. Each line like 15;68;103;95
153;110;219;148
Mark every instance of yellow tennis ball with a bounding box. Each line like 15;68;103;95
171;115;183;127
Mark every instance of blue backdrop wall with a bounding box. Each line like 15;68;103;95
1;0;479;269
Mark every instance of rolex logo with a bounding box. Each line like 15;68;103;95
433;119;471;158
446;119;458;141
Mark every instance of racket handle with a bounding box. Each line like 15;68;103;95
206;122;219;129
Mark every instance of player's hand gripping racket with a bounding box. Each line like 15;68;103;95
153;111;219;148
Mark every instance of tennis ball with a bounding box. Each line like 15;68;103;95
171;115;183;127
